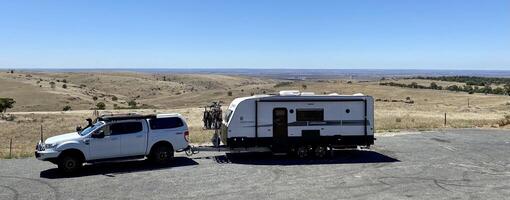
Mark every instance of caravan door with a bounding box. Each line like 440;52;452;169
272;108;288;150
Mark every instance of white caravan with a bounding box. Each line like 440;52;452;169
220;90;374;157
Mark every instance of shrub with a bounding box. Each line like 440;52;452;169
49;82;55;89
227;91;233;96
498;115;510;127
302;84;307;89
62;84;67;89
92;96;98;101
0;98;16;114
96;102;106;110
128;100;137;108
2;114;15;121
62;79;67;83
112;96;118;101
274;82;292;88
396;117;402;123
62;105;72;111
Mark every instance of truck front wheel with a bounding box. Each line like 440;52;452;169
58;155;83;173
150;144;174;164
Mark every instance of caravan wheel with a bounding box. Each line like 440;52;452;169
296;145;311;158
314;146;328;158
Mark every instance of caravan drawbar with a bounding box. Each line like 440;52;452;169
220;90;374;157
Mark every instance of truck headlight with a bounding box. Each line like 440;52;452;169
45;143;58;149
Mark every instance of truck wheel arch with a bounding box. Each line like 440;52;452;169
58;149;86;162
149;141;174;154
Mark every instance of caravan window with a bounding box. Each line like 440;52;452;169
296;109;324;122
224;109;234;123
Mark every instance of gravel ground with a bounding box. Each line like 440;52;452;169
1;129;509;200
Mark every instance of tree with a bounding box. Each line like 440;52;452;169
493;87;505;95
504;84;510;96
481;85;493;94
96;102;106;110
430;82;438;90
128;100;137;108
62;105;72;111
410;82;419;88
0;98;16;115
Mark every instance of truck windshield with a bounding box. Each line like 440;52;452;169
79;121;104;136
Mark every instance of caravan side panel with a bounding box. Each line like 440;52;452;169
225;96;374;148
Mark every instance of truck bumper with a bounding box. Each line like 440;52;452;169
35;149;60;161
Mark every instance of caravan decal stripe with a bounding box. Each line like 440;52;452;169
242;120;370;127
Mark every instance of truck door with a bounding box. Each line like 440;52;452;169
113;121;146;156
89;125;121;160
273;108;288;150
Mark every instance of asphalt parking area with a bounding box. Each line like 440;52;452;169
1;129;509;199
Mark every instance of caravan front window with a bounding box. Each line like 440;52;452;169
224;109;234;123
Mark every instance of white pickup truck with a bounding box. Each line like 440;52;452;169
35;113;190;173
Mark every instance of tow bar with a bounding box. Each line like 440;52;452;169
184;145;200;156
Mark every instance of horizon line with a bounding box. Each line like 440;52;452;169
2;67;510;71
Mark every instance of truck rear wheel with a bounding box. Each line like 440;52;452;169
58;155;83;174
150;145;174;164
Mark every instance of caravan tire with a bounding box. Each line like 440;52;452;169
296;145;311;159
314;146;328;158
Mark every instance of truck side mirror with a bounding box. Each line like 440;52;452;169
92;130;105;138
76;126;82;132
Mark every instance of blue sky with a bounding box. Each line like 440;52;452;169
0;0;509;69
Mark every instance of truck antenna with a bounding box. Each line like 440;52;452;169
40;124;44;142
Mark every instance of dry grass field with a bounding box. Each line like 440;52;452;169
1;71;510;158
